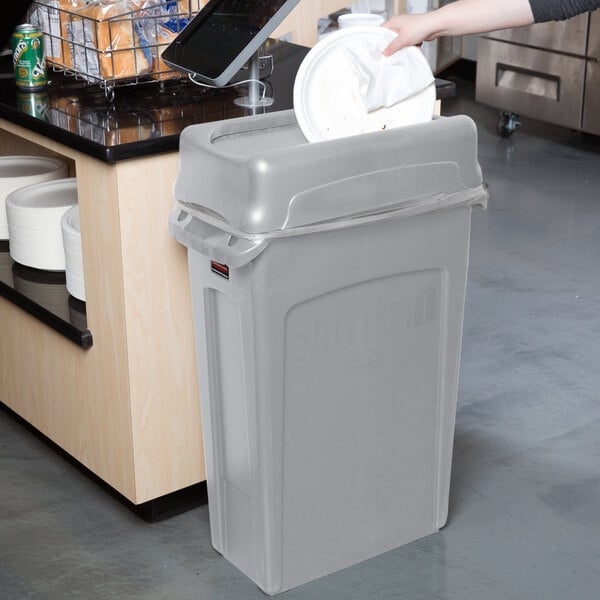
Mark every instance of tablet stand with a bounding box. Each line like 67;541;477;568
234;50;274;109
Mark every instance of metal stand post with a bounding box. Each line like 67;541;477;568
234;50;274;109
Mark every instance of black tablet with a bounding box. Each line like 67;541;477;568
161;0;301;86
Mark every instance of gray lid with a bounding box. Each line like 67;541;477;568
174;111;487;239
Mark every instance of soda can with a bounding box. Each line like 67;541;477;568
17;91;50;121
12;24;47;91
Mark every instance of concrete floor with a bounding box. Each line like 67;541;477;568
1;76;600;600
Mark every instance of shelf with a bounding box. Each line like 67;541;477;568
0;241;92;349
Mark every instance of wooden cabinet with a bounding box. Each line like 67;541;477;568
0;119;205;504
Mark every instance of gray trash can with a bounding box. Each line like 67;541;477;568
169;110;487;595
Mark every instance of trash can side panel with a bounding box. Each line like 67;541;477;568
433;208;473;531
186;250;224;553
204;289;251;493
187;252;259;581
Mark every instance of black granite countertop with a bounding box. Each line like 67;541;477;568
0;40;456;163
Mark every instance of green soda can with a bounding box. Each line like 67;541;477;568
12;24;47;91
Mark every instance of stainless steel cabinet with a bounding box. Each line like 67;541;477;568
583;11;600;135
476;13;599;135
488;14;588;54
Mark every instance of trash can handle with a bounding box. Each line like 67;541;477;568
169;208;270;268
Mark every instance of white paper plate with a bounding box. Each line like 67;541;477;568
6;178;78;271
293;27;436;143
61;205;86;301
0;156;68;239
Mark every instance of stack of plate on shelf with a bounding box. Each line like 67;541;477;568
0;156;68;239
6;178;78;271
61;205;86;301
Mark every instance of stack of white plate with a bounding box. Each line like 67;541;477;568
0;156;68;239
61;205;86;301
6;178;78;271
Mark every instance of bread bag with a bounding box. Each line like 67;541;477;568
68;0;152;81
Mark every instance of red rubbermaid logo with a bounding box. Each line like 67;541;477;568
211;261;229;280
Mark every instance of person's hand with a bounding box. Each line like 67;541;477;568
381;0;536;56
382;14;438;56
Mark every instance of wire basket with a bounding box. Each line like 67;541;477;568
28;0;207;98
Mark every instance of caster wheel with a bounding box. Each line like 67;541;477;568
497;111;520;138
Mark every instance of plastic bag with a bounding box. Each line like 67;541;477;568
29;0;86;67
68;0;153;81
345;40;434;112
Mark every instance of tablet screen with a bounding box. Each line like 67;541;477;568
162;0;297;84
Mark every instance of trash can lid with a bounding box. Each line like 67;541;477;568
174;111;487;240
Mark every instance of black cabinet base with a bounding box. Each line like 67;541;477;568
0;401;208;522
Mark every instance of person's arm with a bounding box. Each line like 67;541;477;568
383;0;535;56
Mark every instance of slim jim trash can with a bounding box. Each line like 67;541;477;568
169;110;487;595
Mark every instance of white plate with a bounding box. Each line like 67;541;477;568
0;156;68;239
7;178;77;271
61;205;86;301
293;27;436;143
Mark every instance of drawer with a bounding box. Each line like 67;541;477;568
486;13;589;56
476;38;585;130
582;60;600;135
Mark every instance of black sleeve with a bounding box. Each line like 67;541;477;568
529;0;600;22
